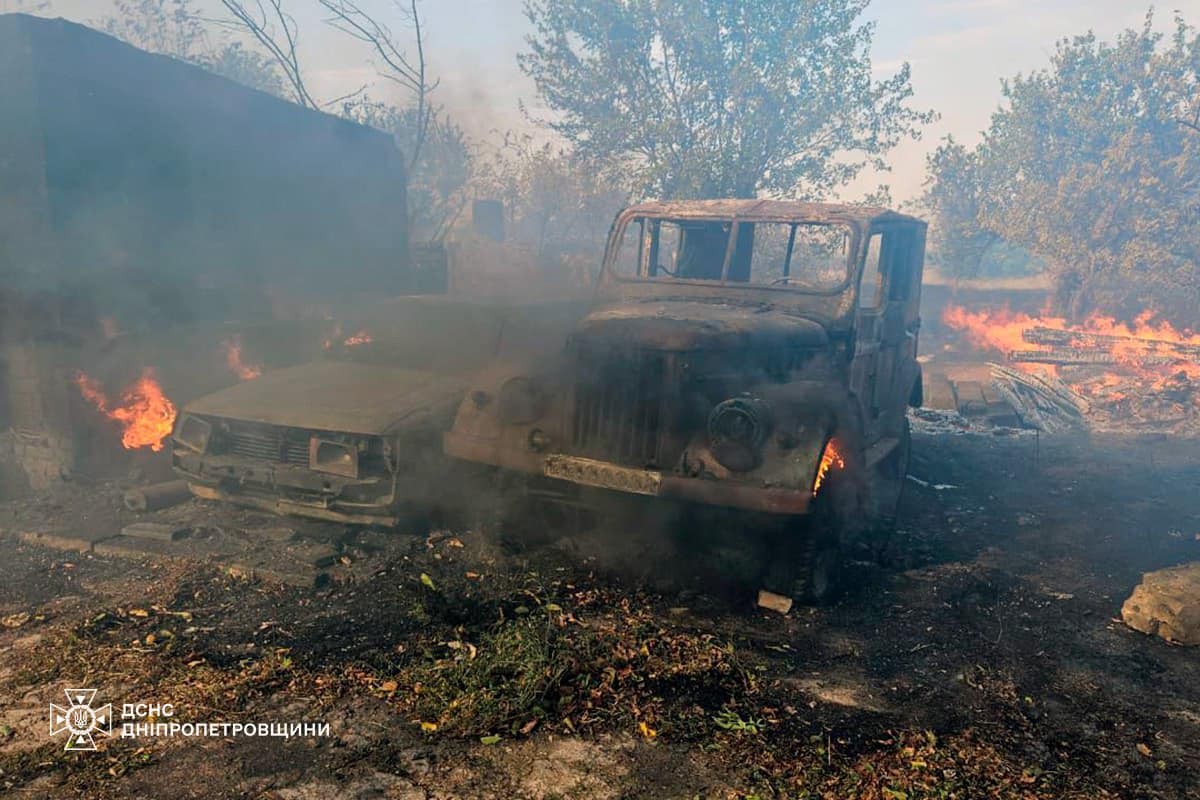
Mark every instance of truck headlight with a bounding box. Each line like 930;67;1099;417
707;395;772;472
309;437;358;478
174;415;212;454
497;377;544;425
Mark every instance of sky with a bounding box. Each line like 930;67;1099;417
8;0;1198;202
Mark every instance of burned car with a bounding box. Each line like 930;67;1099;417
444;200;926;601
172;296;584;525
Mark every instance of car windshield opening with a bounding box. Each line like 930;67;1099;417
611;217;853;291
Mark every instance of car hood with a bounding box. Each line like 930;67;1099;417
185;361;466;436
576;301;829;351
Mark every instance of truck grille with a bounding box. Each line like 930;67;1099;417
223;421;310;465
571;350;669;467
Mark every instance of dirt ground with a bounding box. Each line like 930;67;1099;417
1;425;1198;799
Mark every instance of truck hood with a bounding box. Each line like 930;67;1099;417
184;361;466;436
576;301;829;351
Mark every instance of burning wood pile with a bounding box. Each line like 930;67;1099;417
943;306;1200;432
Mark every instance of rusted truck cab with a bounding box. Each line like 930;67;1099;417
445;200;926;601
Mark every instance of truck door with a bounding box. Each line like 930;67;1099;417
852;224;919;441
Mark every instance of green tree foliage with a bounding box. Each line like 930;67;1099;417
924;11;1200;320
519;0;933;200
920;138;1000;278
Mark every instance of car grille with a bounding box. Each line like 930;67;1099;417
570;349;669;467
223;421;310;465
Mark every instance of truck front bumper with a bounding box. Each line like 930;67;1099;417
443;432;813;516
173;450;399;526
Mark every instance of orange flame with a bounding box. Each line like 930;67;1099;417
343;330;372;347
941;306;1064;354
942;304;1200;405
75;368;177;452
813;439;844;495
222;336;262;381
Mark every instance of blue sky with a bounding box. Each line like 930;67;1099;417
17;0;1199;201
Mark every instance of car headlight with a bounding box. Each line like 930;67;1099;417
309;437;358;478
174;415;212;454
497;377;545;425
707;395;772;472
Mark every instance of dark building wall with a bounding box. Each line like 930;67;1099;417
0;13;410;331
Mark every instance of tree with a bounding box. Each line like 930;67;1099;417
519;0;933;199
474;134;629;255
924;11;1200;320
341;98;471;240
217;1;457;240
216;0;316;107
100;0;286;97
920;138;1004;279
318;0;435;174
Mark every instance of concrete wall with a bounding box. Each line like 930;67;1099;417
0;13;421;495
0;13;411;326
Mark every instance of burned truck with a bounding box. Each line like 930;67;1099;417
444;200;926;602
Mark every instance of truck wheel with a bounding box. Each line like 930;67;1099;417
763;521;843;606
869;417;911;530
793;536;843;605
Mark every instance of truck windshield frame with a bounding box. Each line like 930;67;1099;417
605;214;862;296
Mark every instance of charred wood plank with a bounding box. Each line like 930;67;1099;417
1009;349;1177;367
1021;327;1200;358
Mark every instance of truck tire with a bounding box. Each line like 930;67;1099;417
763;495;845;606
869;417;911;530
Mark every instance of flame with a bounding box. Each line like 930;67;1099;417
222;336;262;380
323;327;372;349
75;368;177;452
812;438;844;495
941;306;1065;354
943;305;1200;407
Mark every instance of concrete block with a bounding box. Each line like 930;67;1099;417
18;528;118;553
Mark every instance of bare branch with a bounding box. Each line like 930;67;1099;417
323;84;370;109
317;0;435;172
218;0;316;109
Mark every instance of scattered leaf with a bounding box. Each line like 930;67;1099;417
380;680;398;693
480;734;501;745
419;721;438;733
1137;742;1153;758
129;608;150;618
419;573;436;590
638;720;657;739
